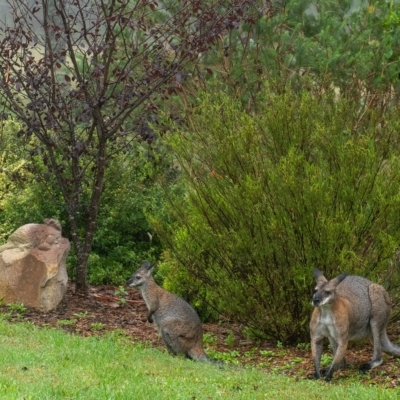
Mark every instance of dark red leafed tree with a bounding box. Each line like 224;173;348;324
0;0;257;292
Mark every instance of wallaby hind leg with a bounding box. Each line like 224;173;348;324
359;284;391;373
374;287;400;358
160;329;180;356
359;318;383;373
187;344;208;362
160;320;196;355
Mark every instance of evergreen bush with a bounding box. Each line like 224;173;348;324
156;87;400;342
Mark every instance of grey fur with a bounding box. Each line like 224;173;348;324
126;261;209;362
310;268;400;381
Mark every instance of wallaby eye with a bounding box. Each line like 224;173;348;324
135;276;141;280
325;290;331;296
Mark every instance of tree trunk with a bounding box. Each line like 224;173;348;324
74;130;108;293
75;250;90;293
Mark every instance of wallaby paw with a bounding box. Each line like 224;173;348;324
337;359;346;369
359;364;372;374
311;372;321;380
320;367;328;377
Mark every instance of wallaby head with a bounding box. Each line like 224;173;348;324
126;260;154;289
312;268;347;307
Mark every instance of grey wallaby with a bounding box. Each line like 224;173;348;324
126;261;210;362
310;268;400;381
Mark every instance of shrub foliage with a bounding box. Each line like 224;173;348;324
157;88;400;342
0;121;165;285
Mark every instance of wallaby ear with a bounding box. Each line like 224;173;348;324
313;268;328;284
141;260;153;270
330;273;348;287
141;260;155;276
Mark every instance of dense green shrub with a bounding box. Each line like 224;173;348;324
85;144;167;285
155;87;400;342
0;122;166;285
0;120;64;242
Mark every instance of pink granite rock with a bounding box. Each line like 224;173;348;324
0;219;70;311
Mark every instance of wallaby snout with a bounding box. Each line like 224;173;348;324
127;260;211;363
312;292;324;307
310;268;400;381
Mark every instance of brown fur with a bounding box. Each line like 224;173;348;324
310;268;400;381
127;261;209;362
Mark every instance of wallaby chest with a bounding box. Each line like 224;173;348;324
319;308;334;326
315;299;368;341
315;307;338;338
140;288;155;312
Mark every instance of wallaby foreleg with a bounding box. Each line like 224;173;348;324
311;336;324;379
324;340;348;381
147;311;154;323
318;337;346;376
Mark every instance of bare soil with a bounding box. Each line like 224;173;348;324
2;283;400;388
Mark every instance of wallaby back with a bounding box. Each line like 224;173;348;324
127;261;208;362
310;268;400;381
335;276;375;339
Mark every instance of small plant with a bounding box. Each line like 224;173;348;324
297;342;311;351
73;311;88;319
224;329;235;347
57;319;77;327
114;286;129;306
90;322;105;331
276;341;284;349
260;350;275;357
206;349;241;365
321;353;333;367
244;348;257;357
8;303;27;313
257;361;271;368
291;357;304;364
0;312;12;320
203;332;218;346
103;329;130;342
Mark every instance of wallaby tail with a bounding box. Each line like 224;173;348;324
188;348;225;368
381;333;400;357
189;352;209;362
199;355;226;369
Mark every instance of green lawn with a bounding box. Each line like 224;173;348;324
0;320;398;399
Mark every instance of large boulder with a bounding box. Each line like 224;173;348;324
0;219;70;311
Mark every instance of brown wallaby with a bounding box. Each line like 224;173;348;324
310;268;400;381
126;261;210;362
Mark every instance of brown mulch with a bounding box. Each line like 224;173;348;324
2;282;400;388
